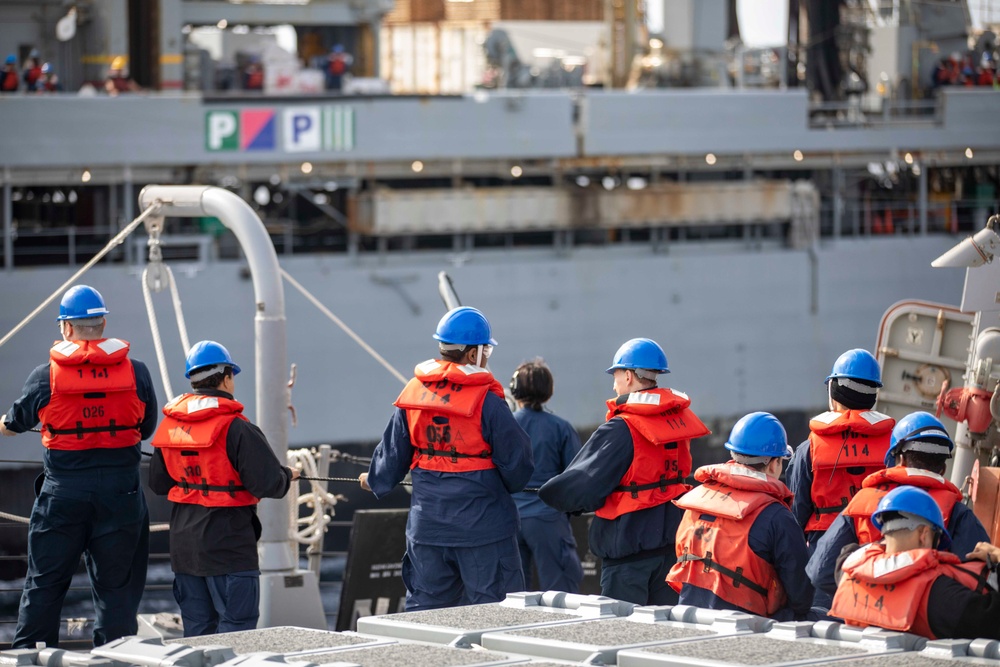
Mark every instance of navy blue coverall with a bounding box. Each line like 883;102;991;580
4;359;157;648
512;407;583;593
807;494;989;611
366;391;533;610
786;439;826;553
538;417;682;606
675;502;815;621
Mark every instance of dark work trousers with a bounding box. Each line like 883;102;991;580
518;515;583;593
400;536;524;611
13;468;149;648
173;571;260;636
600;553;678;606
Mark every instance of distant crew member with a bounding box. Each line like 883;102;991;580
510;359;584;593
360;307;534;610
1;55;19;93
668;412;813;620
539;338;710;605
807;411;988;608
149;341;299;636
787;348;894;553
0;285;158;648
832;486;1000;640
104;56;140;96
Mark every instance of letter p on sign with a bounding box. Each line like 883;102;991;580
205;111;238;151
283;108;321;152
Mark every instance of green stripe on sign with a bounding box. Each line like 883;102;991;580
324;106;354;152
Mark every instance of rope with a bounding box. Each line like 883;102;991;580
280;268;408;386
142;263;191;402
299;475;540;493
287;448;339;550
0;508;168;532
0;201;164;350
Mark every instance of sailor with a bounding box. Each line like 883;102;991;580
0;285;158;648
148;341;299;636
359;307;534;610
807;411;988;610
539;338;710;605
667;412;813;620
787;348;894;553
831;486;1000;640
510;358;584;593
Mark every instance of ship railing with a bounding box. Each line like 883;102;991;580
808;97;941;129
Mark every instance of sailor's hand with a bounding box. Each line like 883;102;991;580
0;415;14;437
967;542;1000;567
289;467;300;481
359;472;371;492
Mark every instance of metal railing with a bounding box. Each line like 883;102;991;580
808;97;941;129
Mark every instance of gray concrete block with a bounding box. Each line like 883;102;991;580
631;634;867;665
170;628;372;656
306;645;514;667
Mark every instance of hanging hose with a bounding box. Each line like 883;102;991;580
0;201;164;350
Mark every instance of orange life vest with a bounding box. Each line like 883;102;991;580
595;388;710;520
667;462;792;616
843;467;963;544
151;394;258;507
831;542;990;639
38;338;145;451
805;410;894;532
394;360;506;473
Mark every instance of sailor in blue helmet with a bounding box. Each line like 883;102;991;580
539;338;710;605
831;486;1000;640
360;307;533;610
806;411;988;613
667;413;814;620
148;341;299;636
787;349;895;554
0;285;159;648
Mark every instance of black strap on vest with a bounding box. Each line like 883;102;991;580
814;498;849;518
614;473;684;499
415;444;491;463
677;551;768;597
175;478;248;498
46;419;143;440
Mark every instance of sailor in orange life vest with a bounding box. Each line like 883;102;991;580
787;349;894;556
358;307;533;611
667;412;814;620
538;337;710;605
0;285;159;649
807;411;988;612
831;485;1000;640
148;340;300;636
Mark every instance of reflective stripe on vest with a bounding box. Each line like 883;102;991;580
596;388;710;520
152;394;258;507
806;410;894;532
667;462;792;616
39;338;145;451
394;360;503;473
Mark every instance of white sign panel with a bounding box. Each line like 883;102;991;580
283;107;321;153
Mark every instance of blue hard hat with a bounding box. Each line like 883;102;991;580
57;285;109;321
332;44;344;53
5;55;15;65
826;348;882;387
433;307;497;346
885;411;954;467
185;340;241;378
605;338;669;374
725;412;792;459
871;485;950;549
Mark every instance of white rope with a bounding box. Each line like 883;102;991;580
0;508;168;533
0;510;29;524
142;264;192;402
0;202;163;350
280;268;408;386
287;447;339;549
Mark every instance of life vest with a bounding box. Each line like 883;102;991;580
38;339;145;451
1;68;17;91
329;55;347;76
805;410;894;532
667;462;792;616
151;393;258;507
595;388;710;520
394;359;506;473
843;467;963;544
831;542;991;638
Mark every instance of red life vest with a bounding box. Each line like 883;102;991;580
843;467;963;544
831;542;990;638
151;393;258;507
394;360;506;473
667;462;793;616
38;338;145;451
805;410;894;532
595;388;710;520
